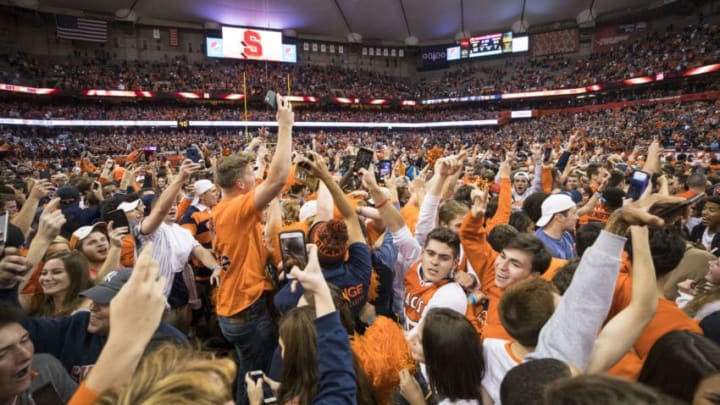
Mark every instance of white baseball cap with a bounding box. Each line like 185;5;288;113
536;194;576;228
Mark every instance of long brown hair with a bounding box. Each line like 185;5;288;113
29;251;91;317
278;306;318;405
683;279;720;318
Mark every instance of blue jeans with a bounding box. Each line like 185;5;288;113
218;295;278;405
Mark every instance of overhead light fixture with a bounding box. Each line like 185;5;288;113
347;32;362;43
404;36;418;46
512;19;529;33
115;9;137;22
576;9;595;28
455;31;470;41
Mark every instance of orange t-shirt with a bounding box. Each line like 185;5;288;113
211;190;272;317
400;203;419;235
120;235;135;268
540;257;569;281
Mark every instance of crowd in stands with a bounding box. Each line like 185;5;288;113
0;101;497;122
1;99;718;159
416;24;720;98
1;23;718;99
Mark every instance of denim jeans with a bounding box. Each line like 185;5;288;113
218;295;278;405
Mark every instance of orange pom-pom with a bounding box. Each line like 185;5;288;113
424;146;443;169
351;317;416;405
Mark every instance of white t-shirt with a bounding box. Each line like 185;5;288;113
482;338;523;405
702;227;716;251
137;221;200;297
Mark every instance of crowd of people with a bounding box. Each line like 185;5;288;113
0;90;719;405
1;23;718;99
1;12;720;405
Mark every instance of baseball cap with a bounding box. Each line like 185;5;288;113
536;194;576;228
513;171;530;181
192;179;215;206
80;269;131;304
57;186;80;206
299;200;317;222
69;222;107;250
117;199;141;213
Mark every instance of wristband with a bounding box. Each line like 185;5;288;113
375;198;390;209
469;294;477;306
366;315;375;325
210;264;221;272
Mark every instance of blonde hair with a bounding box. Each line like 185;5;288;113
96;344;236;405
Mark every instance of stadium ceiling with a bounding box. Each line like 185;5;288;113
8;0;684;43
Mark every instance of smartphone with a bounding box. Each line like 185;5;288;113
264;90;277;110
294;163;319;192
649;192;704;220
39;169;51;180
543;148;552;162
354;148;374;172
31;382;64;405
378;160;392;178
249;370;277;404
105;208;130;229
626;170;651;201
186;147;200;163
279;230;307;272
0;211;8;245
92;181;101;191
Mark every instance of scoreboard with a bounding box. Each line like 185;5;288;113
447;32;528;61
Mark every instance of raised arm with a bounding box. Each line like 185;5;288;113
12;179;52;237
253;94;294;210
139;159;200;235
586;225;658;374
486;156;513;230
303;151;364;245
362;166;406;234
528;194;680;371
68;244;167;405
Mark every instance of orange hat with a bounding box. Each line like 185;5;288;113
310;219;348;264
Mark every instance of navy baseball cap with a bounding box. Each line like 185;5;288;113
80;269;131;304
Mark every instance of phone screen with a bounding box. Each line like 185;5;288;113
0;211;8;245
354;148;374;171
379;160;392;178
105;209;130;229
294;164;319;191
264;90;277;110
186;147;200;163
249;371;277;404
279;231;307;271
626;170;650;201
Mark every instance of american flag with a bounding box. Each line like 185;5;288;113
56;15;107;43
169;28;179;47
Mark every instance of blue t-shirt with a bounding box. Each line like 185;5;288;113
535;229;576;260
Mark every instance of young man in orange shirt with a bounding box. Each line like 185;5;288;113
210;94;294;405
